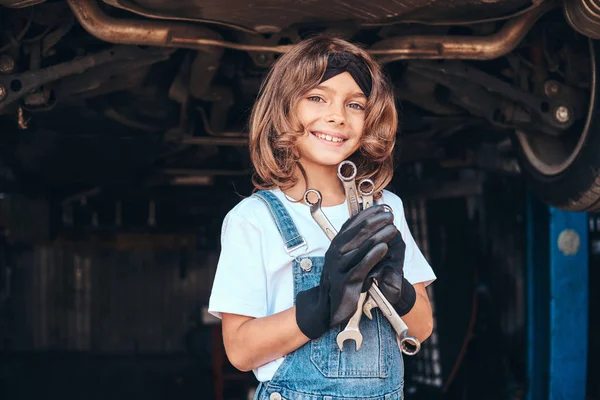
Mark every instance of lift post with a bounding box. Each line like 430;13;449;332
526;194;588;400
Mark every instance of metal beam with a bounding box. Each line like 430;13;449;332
527;193;588;400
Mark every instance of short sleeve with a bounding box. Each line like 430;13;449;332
387;194;437;287
208;209;268;319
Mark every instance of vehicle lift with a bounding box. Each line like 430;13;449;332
526;194;589;400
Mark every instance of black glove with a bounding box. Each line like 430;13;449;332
363;228;416;317
296;205;397;339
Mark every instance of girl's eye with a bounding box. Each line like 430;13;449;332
307;96;324;103
348;102;365;110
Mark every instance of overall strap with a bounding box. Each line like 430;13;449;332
252;190;308;257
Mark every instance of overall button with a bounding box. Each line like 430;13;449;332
300;258;313;272
269;392;282;400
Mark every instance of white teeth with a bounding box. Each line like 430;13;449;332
314;132;344;143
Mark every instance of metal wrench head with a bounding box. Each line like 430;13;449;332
357;178;374;210
337;160;357;182
399;336;421;356
336;292;367;351
336;327;363;351
304;188;322;210
362;295;378;320
337;160;360;216
304;188;338;241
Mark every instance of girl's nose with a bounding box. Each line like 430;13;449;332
325;103;346;125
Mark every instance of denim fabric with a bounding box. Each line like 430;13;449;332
252;190;404;400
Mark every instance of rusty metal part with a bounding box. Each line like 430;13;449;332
170;176;214;186
515;38;598;176
68;0;553;61
0;0;44;7
408;60;574;132
66;0;278;52
100;0;539;33
0;45;172;110
42;14;75;57
189;50;223;99
179;136;249;146
161;168;252;176
371;1;557;61
17;107;29;129
197;107;247;138
102;0;258;34
563;0;600;39
362;1;548;27
0;56;15;74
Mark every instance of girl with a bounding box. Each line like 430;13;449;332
209;35;436;400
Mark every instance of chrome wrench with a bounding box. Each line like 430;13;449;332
304;189;337;241
337;160;360;216
356;178;421;355
335;292;368;351
363;282;421;356
304;188;367;351
357;178;374;210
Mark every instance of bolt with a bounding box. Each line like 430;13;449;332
0;55;14;74
0;84;6;101
554;106;571;123
544;81;559;96
558;229;580;256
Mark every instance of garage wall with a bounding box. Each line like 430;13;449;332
1;241;217;353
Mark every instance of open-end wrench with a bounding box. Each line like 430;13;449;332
337;160;360;217
363;282;421;355
336;291;368;351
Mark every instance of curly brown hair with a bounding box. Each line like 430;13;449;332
249;35;399;197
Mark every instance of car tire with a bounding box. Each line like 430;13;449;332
514;38;600;212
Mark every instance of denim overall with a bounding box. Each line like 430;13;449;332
252;190;404;400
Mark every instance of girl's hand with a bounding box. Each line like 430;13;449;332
295;205;397;339
364;230;416;317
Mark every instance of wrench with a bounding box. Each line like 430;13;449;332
304;189;337;241
357;178;374;210
304;187;368;351
363;283;421;355
337;160;360;216
305;162;420;354
356;180;421;355
336;291;368;351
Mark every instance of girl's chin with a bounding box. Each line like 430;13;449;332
299;155;352;168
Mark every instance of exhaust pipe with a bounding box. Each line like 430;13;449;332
68;0;553;60
370;1;555;61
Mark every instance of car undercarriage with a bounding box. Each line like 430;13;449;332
1;0;600;241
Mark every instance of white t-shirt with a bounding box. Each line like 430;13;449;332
208;188;436;382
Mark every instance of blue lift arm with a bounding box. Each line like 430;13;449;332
527;194;589;400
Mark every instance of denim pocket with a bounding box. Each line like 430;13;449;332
310;304;397;378
293;257;399;379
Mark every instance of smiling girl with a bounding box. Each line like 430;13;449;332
209;35;436;400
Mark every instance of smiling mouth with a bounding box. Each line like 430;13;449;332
311;132;347;143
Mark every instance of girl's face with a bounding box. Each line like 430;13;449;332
294;72;367;169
